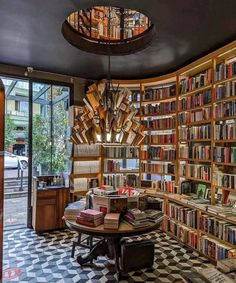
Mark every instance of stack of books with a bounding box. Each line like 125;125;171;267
76;209;104;227
64;200;86;220
124;208;150;229
144;209;163;223
104;213;120;230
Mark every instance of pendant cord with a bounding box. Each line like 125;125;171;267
107;6;111;92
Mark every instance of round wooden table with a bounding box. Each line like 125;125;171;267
66;216;163;278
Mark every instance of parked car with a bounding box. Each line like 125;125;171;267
4;151;28;169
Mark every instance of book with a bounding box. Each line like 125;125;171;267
217;258;236;273
196;267;235;283
104;213;120;230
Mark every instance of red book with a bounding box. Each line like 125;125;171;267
80;209;104;220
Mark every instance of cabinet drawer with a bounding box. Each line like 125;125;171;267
37;198;56;206
37;190;57;199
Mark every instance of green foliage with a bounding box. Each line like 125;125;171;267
33;100;68;174
5;114;15;150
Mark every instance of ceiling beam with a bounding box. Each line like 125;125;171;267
52;92;69;105
33;85;50;102
6;80;17;97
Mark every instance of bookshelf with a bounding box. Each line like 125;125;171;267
111;41;236;263
68;40;236;263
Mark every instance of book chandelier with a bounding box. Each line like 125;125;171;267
71;82;145;146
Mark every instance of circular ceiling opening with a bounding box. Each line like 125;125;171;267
62;6;155;55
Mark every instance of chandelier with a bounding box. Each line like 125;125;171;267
71;7;145;146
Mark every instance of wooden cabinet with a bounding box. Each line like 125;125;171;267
32;176;70;232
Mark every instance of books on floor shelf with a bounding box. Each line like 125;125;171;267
167;219;198;249
167;202;198;229
200;214;236;245
199;235;236;261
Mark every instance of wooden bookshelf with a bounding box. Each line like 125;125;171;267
68;40;236;263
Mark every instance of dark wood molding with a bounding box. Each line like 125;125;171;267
62;21;156;56
0;79;5;281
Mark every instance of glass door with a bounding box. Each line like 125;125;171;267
32;82;70;176
1;77;29;228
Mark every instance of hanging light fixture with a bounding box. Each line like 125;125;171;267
71;7;145;146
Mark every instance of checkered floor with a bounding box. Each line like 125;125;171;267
3;228;212;283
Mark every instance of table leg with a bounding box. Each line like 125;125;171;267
77;239;108;265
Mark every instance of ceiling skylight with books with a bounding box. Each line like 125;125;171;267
62;6;155;55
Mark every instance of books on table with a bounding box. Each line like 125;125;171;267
104;213;120;230
64;199;86;220
76;209;104;227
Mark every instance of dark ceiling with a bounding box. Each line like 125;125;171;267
0;0;236;80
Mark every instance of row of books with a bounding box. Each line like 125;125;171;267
143;133;176;144
167;202;198;228
215;60;236;82
213;146;236;163
103;160;138;173
179;108;211;125
179;89;212;111
200;214;236;245
138;101;176;116
213;171;236;189
73;144;100;157
180;164;211;181
103;147;139;158
179;145;211;160
199;235;236;261
214;101;236;119
74;160;100;174
142;117;176;130
141;147;176;161
142;85;176;101
141;162;175;175
179;68;212;94
103;174;139;188
154;180;177;193
215;81;236;100
129;90;141;102
168;219;198;249
215;122;236;140
72;178;99;192
179;124;211;140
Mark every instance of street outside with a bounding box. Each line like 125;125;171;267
4;168;28;228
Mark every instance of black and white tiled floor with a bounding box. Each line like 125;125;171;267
3;228;212;283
